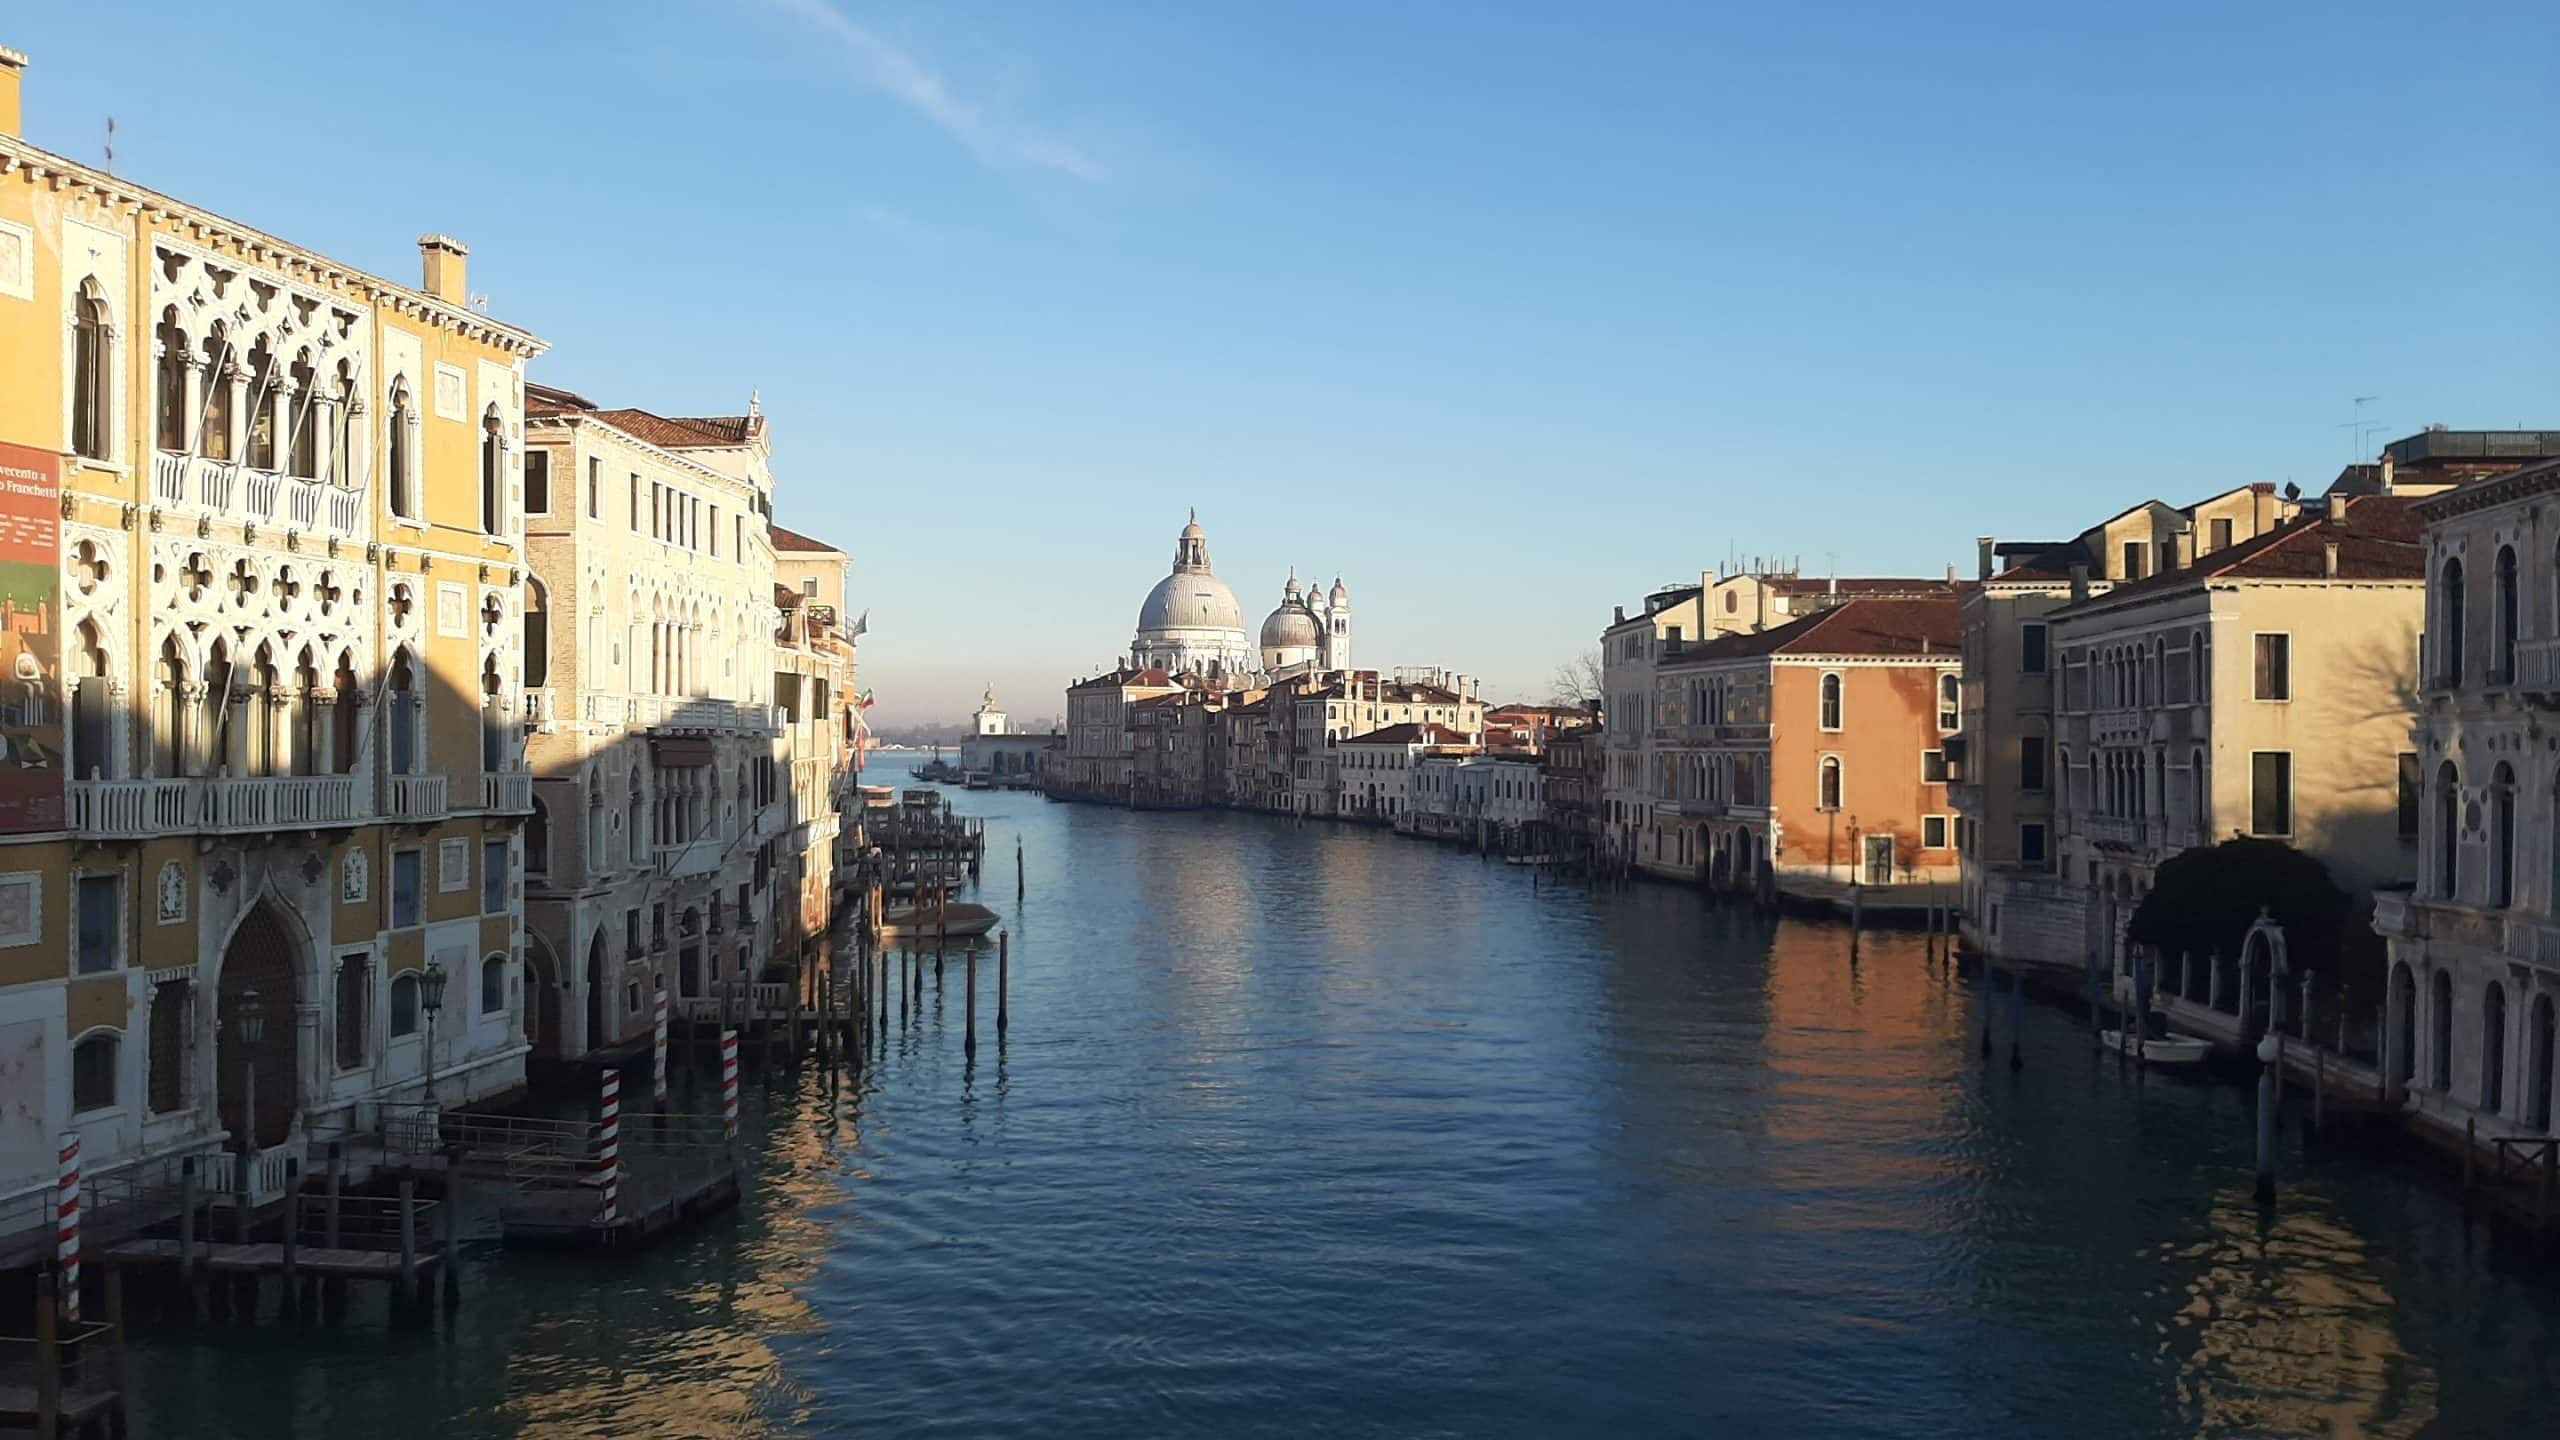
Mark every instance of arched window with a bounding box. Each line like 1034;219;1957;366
72;283;111;461
390;972;421;1037
2190;748;2207;836
482;955;507;1016
1818;673;1843;731
586;789;606;868
200;326;235;461
2493;762;2517;908
154;634;187;777
288;349;319;478
387;378;415;520
2483;981;2509;1114
2191;628;2208;703
2495;545;2520;684
480;405;505;535
627;769;648;866
71;1030;119;1114
2429;968;2454;1091
243;335;278;470
524;579;548;688
2436;761;2461;899
1936;672;1958;732
527;798;551;875
1818;755;1842;811
329;359;359;488
387;651;420;775
155;306;190;452
69;621;112;781
2438;557;2467;686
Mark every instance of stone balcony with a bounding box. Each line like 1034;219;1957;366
2090;707;2145;745
2375;890;2560;969
581;693;777;734
382;773;448;822
70;775;365;836
2516;637;2560;694
482;771;534;814
151;451;367;545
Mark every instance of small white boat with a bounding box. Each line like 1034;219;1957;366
1503;853;1555;867
2100;1029;2212;1068
877;900;1000;940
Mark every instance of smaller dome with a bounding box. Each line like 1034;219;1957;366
1260;603;1321;651
1284;573;1302;599
1329;577;1349;604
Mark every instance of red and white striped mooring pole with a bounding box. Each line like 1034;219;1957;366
56;1132;80;1322
720;1028;741;1142
597;1070;621;1226
652;990;670;1104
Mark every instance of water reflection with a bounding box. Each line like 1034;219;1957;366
124;759;2560;1438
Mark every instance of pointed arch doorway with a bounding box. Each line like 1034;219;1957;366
216;903;302;1150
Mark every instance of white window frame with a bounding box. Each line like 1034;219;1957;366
2253;631;2293;703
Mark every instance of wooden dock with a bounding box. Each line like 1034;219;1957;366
103;1237;440;1283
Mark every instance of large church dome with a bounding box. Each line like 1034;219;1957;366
1139;571;1245;633
1131;512;1257;680
1259;601;1320;650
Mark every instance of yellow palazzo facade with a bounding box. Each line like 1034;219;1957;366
0;46;547;1246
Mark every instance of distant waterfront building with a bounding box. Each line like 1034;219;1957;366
1654;597;1963;896
1603;569;1959;880
1342;723;1476;825
960;686;1052;783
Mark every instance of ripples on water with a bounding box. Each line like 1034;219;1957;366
130;767;2560;1438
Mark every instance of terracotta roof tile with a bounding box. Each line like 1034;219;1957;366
770;524;837;553
1682;597;1962;661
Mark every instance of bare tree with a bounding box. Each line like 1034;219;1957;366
1548;649;1604;712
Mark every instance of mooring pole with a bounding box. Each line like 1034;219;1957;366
965;941;978;1057
1980;957;1993;1059
179;1157;198;1284
280;1158;301;1302
442;1158;464;1306
326;1142;344;1249
397;1180;419;1310
2009;972;2025;1071
2255;1034;2280;1205
1017;838;1024;900
998;930;1010;1037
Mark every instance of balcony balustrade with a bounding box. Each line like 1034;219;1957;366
383;773;448;822
2090;707;2145;745
151;451;367;544
481;770;534;814
69;775;362;835
2517;637;2560;693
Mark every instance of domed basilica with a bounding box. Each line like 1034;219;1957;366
1130;512;1350;684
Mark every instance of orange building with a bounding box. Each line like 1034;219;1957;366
1654;598;1961;897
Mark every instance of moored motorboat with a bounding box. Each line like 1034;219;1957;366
877;900;1000;939
2099;1029;2211;1067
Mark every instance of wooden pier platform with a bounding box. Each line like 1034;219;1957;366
0;1380;120;1433
104;1237;441;1283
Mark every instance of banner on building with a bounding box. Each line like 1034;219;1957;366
0;443;62;834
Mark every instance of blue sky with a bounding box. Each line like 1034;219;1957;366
13;2;2555;724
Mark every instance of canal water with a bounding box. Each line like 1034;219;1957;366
128;752;2560;1438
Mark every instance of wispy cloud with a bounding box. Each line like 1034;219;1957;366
767;0;1106;182
859;204;940;247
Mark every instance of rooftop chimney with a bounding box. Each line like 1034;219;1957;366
2323;539;2340;578
1977;536;1996;582
2379;452;2396;491
2068;562;2090;603
2174;523;2195;571
417;234;469;305
0;46;26;138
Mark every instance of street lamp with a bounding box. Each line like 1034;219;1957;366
232;988;265;1154
419;965;450;1107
